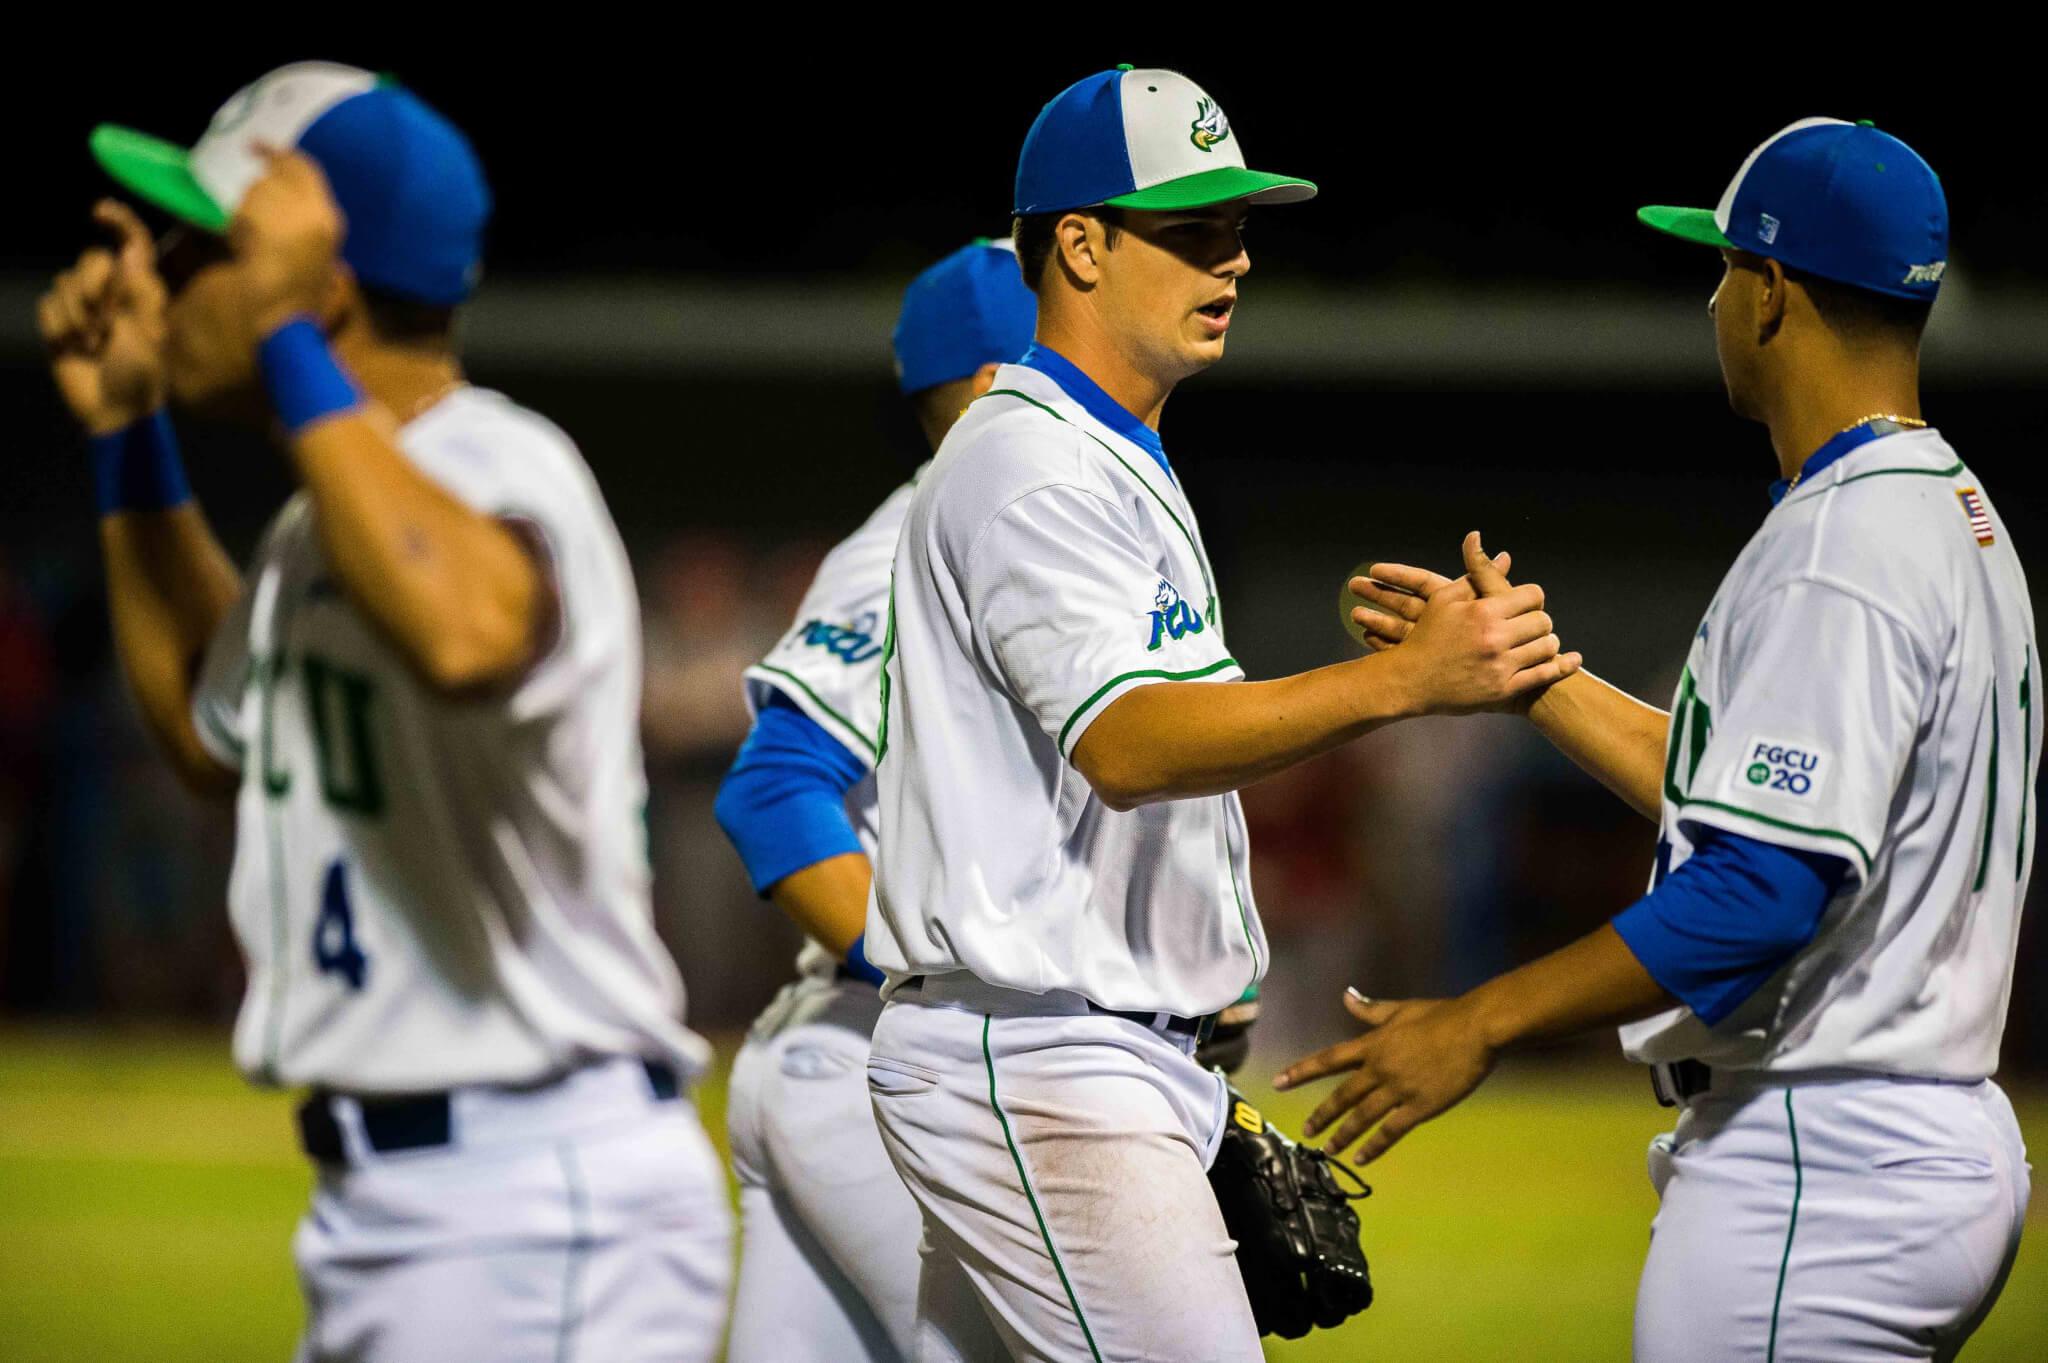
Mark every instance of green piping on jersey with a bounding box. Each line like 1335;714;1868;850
1789;460;1966;503
1676;800;1873;873
1057;657;1240;758
554;1141;592;1363
983;1015;1104;1363
2021;648;2034;882
754;662;880;759
1974;680;2000;893
874;578;898;765
1766;1089;1804;1362
982;388;1219;617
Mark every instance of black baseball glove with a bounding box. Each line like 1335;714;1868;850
1208;1085;1374;1339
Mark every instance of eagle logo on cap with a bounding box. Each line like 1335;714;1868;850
1191;98;1231;153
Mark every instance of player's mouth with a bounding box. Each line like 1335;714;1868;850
1195;294;1235;336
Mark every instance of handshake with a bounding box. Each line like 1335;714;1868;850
1347;530;1582;717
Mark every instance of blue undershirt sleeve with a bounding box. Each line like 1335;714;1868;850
1611;827;1851;1027
714;690;867;897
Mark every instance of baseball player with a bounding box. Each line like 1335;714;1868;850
863;66;1577;1362
715;239;1038;1362
1280;119;2035;1360
38;63;731;1360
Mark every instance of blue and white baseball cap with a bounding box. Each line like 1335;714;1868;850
90;62;492;306
892;240;1038;395
1639;118;1947;301
1015;66;1316;216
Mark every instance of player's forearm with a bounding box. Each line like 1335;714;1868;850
290;414;541;693
767;852;873;957
99;504;242;796
1074;651;1419;810
1526;671;1670;821
1460;923;1675;1051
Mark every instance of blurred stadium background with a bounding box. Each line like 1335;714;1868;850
1;48;2043;1360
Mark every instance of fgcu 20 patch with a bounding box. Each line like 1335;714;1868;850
1147;578;1206;651
1736;736;1829;799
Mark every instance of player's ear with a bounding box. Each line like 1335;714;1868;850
1756;256;1788;344
317;260;360;338
1053;211;1102;288
967;362;1002;399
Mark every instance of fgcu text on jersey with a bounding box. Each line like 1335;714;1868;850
1148;579;1208;650
798;610;884;665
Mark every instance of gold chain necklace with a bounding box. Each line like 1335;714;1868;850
1788;413;1929;491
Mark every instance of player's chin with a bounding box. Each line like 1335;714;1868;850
1180;330;1229;369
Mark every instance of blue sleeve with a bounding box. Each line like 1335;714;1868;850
1611;827;1851;1026
714;691;867;896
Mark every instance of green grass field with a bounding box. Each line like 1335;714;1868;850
2;1027;2042;1361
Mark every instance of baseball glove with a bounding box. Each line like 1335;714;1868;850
1195;990;1260;1075
1208;1086;1374;1339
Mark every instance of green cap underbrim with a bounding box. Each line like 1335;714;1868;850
1637;204;1732;249
90;124;230;232
1104;166;1318;212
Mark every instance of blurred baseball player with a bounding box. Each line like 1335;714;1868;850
714;239;1038;1362
1281;119;2034;1360
38;63;731;1361
863;66;1577;1362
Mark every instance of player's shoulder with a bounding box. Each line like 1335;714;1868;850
1754;429;1980;642
400;386;602;510
914;370;1110;549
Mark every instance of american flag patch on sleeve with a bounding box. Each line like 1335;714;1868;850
1957;488;1994;546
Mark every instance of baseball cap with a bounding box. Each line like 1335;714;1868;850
892;240;1038;395
89;62;492;307
1638;118;1947;302
1014;66;1316;216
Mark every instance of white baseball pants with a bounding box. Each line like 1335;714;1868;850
727;977;922;1361
1635;1070;2029;1361
867;979;1263;1363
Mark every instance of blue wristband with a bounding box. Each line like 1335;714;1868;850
843;934;886;988
258;317;363;434
90;408;192;516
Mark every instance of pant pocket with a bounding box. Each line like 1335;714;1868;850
1869;1148;1998;1179
865;1055;941;1097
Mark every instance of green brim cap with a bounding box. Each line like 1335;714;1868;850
90;124;230;232
1637;204;1731;248
1105;166;1318;212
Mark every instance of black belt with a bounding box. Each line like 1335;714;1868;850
297;1059;681;1165
1650;1059;1713;1108
1093;1004;1216;1043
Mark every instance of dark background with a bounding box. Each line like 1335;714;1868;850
0;49;2041;1068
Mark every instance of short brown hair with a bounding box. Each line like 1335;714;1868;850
1012;207;1124;294
1789;268;1933;348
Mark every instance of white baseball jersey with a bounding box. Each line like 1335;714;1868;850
191;386;709;1093
742;473;919;982
1621;428;2038;1078
868;361;1265;1016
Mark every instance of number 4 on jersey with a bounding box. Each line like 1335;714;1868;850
313;857;369;991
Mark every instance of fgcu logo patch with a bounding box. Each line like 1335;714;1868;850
1191;98;1230;153
1739;736;1828;799
797;610;883;665
1147;579;1206;651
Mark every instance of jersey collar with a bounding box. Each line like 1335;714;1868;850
1018;344;1174;482
1769;419;1921;507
